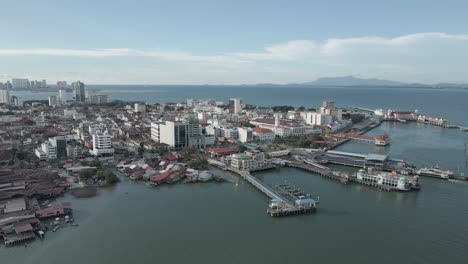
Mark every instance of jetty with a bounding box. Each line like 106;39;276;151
312;150;414;173
208;159;318;217
284;160;349;184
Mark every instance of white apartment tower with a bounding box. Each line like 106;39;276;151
229;98;242;114
0;89;10;104
48;96;58;106
91;131;114;156
158;121;188;150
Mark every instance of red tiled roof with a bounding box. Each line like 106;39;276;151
253;127;273;133
206;147;236;154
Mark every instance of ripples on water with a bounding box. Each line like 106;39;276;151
3;86;468;264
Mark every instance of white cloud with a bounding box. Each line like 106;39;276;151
1;32;467;62
1;32;468;84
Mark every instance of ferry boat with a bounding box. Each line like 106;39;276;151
416;167;453;179
373;133;391;146
356;168;419;191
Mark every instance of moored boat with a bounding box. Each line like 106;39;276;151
356;168;419;191
416;167;452;179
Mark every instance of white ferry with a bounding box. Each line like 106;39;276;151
416;167;453;179
373;133;391;146
356;168;419;191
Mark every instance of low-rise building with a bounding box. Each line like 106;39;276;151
253;127;275;142
238;127;253;143
228;150;270;171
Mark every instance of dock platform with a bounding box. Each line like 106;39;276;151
209;159;318;217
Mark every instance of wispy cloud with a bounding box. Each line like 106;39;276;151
1;32;467;62
1;32;468;84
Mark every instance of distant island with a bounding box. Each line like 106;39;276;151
256;76;468;89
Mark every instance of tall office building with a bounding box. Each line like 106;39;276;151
187;115;204;149
134;103;146;113
58;88;67;105
72;81;86;102
12;78;30;89
48;96;58;106
14;96;24;107
90;95;108;104
0;89;10;104
56;81;67;88
229;98;242;114
49;136;67;158
158;121;188;150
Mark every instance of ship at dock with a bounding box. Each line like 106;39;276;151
355;168;420;191
415;167;453;179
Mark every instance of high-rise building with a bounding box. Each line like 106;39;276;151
150;122;162;142
58;88;67;105
14;97;24;107
91;131;114;156
48;96;58;106
34;136;67;160
322;101;335;109
134;103;146;113
0;89;10;104
229;98;242;114
90;95;108;104
56;81;68;88
238;127;253;143
11;78;30;89
72;81;86;102
158;121;188;150
49;136;67;158
187;115;204;148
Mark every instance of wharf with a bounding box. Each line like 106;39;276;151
416;120;458;128
312;150;414;173
208;159;318;217
284;160;349;184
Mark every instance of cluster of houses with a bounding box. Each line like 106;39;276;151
117;156;215;186
0;168;72;246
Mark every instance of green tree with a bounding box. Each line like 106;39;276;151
350;114;365;124
272;105;294;112
15;150;26;160
158;146;169;157
124;150;130;157
239;145;248;152
187;157;208;170
79;169;97;181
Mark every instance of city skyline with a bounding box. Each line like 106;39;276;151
1;0;468;84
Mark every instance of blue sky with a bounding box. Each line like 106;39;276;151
1;0;468;84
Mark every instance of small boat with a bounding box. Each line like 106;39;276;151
52;226;60;232
71;223;79;227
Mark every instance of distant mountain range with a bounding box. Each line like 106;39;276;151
302;76;405;86
256;76;468;88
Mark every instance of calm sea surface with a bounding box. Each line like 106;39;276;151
4;86;468;264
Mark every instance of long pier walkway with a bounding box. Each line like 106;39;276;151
208;159;319;217
228;167;289;204
208;159;289;204
285;160;349;184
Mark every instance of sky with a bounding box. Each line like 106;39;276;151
1;0;468;85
